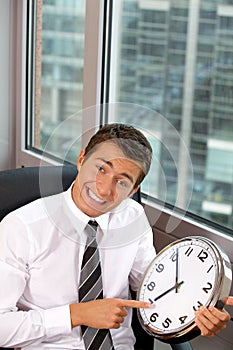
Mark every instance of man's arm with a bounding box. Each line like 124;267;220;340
0;217;71;348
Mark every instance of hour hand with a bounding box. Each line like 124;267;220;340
154;281;184;302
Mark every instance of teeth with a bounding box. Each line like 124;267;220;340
88;189;105;204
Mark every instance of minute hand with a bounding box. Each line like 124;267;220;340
175;247;179;293
154;281;184;302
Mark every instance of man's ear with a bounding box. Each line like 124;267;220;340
129;185;140;197
77;149;85;171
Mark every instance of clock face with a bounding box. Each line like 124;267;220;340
137;236;231;341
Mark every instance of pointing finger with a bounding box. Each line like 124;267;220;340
119;299;151;309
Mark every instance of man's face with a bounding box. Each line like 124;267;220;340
72;141;141;217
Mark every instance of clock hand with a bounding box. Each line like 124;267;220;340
154;281;184;302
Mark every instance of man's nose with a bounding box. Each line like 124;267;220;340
96;175;117;201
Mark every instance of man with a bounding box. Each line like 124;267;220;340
0;123;230;349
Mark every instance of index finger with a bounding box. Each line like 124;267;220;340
119;299;151;309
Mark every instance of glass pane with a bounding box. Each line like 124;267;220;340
28;0;86;163
110;0;233;230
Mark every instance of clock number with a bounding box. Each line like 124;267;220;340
185;247;193;257
150;312;159;323
170;251;177;262
179;315;188;324
197;249;208;262
162;318;172;329
147;281;156;291
156;264;164;273
207;265;214;273
203;282;212;294
193;301;203;311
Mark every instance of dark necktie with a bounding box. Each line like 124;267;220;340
79;220;114;350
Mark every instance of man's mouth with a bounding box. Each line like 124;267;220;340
87;188;106;204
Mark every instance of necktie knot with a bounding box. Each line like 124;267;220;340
86;220;98;239
88;220;98;229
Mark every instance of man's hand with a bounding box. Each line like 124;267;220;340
70;298;150;329
195;305;231;337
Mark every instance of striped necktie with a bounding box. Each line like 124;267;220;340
79;220;114;350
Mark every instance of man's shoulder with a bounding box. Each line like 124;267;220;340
3;191;65;225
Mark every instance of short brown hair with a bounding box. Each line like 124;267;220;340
84;123;152;188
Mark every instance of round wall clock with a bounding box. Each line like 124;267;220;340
137;236;232;343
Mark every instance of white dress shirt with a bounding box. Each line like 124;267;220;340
0;186;156;350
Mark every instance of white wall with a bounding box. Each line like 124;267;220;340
0;0;14;170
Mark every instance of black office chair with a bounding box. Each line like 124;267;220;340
0;165;78;222
0;166;193;350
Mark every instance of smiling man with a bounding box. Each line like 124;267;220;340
0;123;230;350
72;142;142;217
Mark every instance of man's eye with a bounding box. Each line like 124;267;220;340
96;165;104;172
118;180;127;187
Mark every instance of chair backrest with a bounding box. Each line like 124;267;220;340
0;166;77;221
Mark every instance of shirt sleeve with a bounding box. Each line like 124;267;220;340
0;215;72;348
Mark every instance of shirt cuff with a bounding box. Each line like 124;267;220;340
42;305;72;338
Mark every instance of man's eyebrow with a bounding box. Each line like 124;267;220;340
96;157;113;168
96;157;134;183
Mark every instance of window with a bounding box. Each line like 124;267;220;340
220;15;233;30
141;9;167;24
